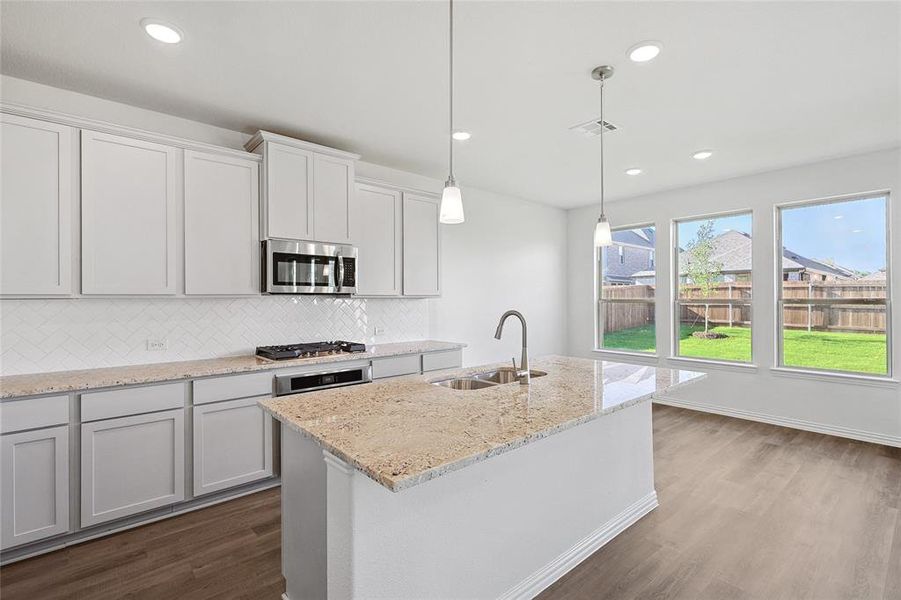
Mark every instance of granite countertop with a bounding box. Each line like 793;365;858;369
0;340;466;399
260;355;705;492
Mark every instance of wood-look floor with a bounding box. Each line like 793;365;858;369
2;404;899;600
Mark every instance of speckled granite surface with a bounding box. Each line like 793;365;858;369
0;340;465;399
260;355;705;492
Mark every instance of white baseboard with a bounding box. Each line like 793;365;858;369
498;490;659;600
655;396;901;448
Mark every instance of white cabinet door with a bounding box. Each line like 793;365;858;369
264;142;313;240
81;409;185;527
0;114;74;296
356;183;402;296
1;426;69;549
192;397;273;497
312;154;355;244
402;192;441;297
81;131;178;295
184;151;260;295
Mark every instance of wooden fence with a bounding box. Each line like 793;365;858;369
602;282;887;334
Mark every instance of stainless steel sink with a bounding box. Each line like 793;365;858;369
432;378;498;390
471;367;547;384
431;368;548;390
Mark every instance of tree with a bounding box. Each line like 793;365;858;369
682;220;723;333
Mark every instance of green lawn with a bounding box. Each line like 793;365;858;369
601;325;887;374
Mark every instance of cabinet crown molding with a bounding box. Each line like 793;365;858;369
245;130;361;161
0;102;261;162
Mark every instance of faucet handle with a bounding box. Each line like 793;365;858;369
511;357;517;371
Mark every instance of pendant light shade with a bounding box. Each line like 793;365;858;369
592;65;614;248
440;0;465;224
594;216;612;247
440;179;465;224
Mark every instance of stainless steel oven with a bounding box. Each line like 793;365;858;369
263;239;357;295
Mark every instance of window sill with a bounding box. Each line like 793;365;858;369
770;367;899;388
665;356;758;373
592;348;658;363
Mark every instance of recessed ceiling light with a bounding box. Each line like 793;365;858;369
852;229;863;233
625;168;643;176
452;131;471;141
627;41;662;63
692;150;714;160
833;215;844;220
141;19;183;44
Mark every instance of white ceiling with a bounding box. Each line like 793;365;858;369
1;1;898;209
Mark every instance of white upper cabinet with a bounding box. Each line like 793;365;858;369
246;131;359;245
262;142;313;240
402;192;441;297
81;131;179;295
0;113;74;296
312;154;356;244
355;183;402;296
184;150;260;295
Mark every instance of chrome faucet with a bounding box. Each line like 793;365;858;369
494;310;530;385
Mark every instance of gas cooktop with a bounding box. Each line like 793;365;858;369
255;340;367;361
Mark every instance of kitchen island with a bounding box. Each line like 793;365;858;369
260;355;704;600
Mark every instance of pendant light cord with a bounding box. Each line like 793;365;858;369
448;0;455;182
598;75;605;218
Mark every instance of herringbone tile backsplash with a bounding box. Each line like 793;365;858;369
0;297;429;375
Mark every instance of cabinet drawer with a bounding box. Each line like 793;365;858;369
193;372;273;405
422;350;462;372
81;382;185;422
371;354;421;379
1;395;69;434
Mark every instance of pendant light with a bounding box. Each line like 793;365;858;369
440;0;465;224
592;65;614;247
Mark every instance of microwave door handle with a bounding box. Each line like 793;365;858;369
336;255;345;292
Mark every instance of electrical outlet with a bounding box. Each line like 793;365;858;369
374;326;386;335
146;339;168;351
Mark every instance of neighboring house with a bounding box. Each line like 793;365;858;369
603;227;656;285
859;268;886;282
630;229;856;285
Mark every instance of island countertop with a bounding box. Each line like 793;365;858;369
259;355;705;492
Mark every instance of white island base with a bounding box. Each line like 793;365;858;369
280;399;655;600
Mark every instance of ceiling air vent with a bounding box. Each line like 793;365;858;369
569;118;618;138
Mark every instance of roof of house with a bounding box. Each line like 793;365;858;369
631;230;856;280
611;227;655;250
859;268;886;281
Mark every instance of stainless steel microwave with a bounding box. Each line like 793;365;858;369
262;239;357;295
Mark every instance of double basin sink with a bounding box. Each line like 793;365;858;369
432;367;548;390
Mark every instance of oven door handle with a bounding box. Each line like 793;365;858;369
336;255;345;292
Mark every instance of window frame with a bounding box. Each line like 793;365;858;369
671;209;755;365
594;221;658;357
773;190;892;379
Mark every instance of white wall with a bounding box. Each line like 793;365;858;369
357;162;568;367
0;76;568;373
568;148;901;445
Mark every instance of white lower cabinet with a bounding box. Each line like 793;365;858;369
192;396;273;496
81;409;185;527
1;426;69;549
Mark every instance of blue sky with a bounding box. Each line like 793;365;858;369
781;196;886;273
676;196;886;274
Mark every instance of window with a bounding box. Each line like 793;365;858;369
596;225;656;354
673;212;753;363
776;194;890;376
